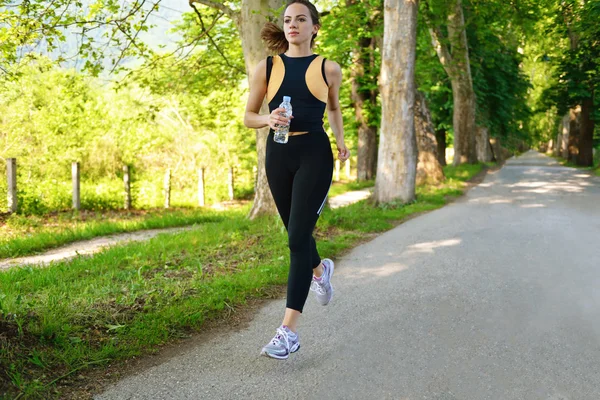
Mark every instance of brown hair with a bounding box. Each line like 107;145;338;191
260;0;321;54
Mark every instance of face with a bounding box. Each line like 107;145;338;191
283;3;319;45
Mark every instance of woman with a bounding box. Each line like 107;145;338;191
244;0;350;360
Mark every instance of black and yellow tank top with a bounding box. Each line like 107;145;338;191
266;53;329;133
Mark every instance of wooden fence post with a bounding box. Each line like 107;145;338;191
228;167;234;201
198;167;205;207
123;165;131;210
72;162;80;210
7;158;17;213
164;169;171;208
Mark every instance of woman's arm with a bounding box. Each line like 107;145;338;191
244;59;290;130
325;60;350;162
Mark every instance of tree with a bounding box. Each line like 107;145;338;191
0;0;158;76
188;0;284;218
415;91;444;185
374;0;418;204
346;0;382;181
423;0;477;165
320;0;383;181
550;0;599;166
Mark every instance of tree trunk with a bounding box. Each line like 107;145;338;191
357;123;378;181
567;106;581;164
489;137;506;164
476;126;493;163
351;40;378;181
560;113;570;158
374;0;418;204
348;2;379;182
191;0;283;218
577;96;594;167
414;91;444;185
447;0;476;165
435;129;447;166
238;0;284;218
427;0;477;165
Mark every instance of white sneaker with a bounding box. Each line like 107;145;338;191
310;258;334;305
260;325;300;360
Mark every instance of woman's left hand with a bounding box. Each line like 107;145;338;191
337;144;350;162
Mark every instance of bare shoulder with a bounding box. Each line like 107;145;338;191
324;59;342;76
324;59;342;87
253;58;268;74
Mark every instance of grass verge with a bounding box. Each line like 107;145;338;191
0;208;231;260
0;180;378;261
0;164;484;399
328;179;375;197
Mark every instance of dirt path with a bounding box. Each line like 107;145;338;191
0;190;373;270
0;226;199;270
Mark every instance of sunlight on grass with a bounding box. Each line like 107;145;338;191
0;208;229;259
328;179;375;198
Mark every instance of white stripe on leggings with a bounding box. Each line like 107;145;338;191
317;181;332;215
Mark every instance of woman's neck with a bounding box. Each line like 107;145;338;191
284;44;313;58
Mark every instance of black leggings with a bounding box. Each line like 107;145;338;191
265;130;334;313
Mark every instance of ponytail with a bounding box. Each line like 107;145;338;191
261;22;289;54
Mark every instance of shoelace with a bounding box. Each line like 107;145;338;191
310;279;328;295
311;265;329;295
271;327;290;349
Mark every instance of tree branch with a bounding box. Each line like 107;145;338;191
110;3;155;73
428;26;454;77
189;0;237;21
191;6;245;74
422;0;454;77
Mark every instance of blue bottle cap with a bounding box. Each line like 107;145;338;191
283;96;291;102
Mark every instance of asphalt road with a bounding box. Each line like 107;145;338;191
96;151;600;400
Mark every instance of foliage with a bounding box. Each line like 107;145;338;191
416;6;453;139
0;0;160;76
466;4;533;147
546;0;600;119
319;0;383;151
0;56;254;214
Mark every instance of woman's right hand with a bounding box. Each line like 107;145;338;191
267;108;293;130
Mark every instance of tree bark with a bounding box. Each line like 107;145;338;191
347;0;380;182
559;113;570;158
435;129;447;166
414;91;444;185
476;126;493;163
351;37;379;181
489;137;508;164
577;96;594;167
191;0;284;218
427;0;477;165
567;106;581;164
374;0;418;204
240;0;284;218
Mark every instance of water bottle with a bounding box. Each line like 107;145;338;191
274;96;292;144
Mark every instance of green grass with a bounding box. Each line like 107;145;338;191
0;180;378;261
0;208;231;260
0;164;484;399
328;179;375;198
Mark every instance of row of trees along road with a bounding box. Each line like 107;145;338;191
0;0;598;216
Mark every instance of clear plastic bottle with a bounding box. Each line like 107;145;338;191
274;96;292;144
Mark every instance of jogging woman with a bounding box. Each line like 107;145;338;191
243;0;349;359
